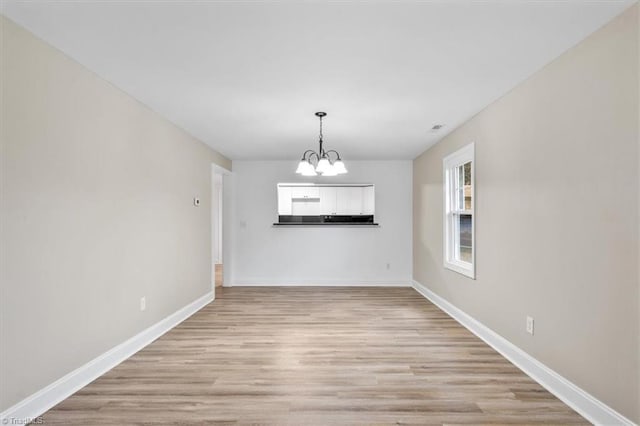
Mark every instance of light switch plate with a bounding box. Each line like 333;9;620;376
526;316;534;335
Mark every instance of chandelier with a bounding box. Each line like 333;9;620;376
295;112;347;176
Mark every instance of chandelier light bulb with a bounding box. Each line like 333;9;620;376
321;164;338;176
295;160;308;174
333;160;347;174
301;165;317;176
316;157;331;173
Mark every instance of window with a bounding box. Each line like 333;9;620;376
443;143;475;278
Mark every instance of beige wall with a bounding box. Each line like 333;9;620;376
413;5;639;423
0;16;231;410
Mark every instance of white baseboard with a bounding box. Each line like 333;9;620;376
231;279;412;287
411;280;635;426
0;291;214;425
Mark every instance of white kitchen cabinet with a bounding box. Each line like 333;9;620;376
290;186;321;215
336;187;364;215
319;187;337;215
291;198;320;215
362;186;375;215
277;186;292;215
277;184;375;217
291;186;319;199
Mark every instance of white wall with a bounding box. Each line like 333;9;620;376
1;16;230;411
413;6;639;422
231;161;412;286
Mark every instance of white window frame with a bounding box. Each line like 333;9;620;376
443;143;475;279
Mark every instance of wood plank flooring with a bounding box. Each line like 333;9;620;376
215;264;223;287
38;287;587;425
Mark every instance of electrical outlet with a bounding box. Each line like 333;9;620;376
526;316;534;335
140;297;146;312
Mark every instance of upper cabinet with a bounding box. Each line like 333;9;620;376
319;187;338;215
277;186;292;215
336;187;363;215
291;187;319;200
362;186;375;215
277;184;375;216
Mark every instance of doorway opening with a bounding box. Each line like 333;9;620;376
212;164;230;294
213;172;223;289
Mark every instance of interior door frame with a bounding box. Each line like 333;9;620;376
211;163;233;295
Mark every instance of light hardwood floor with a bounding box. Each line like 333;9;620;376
215;263;223;287
38;287;587;425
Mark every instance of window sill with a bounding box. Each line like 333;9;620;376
444;261;475;279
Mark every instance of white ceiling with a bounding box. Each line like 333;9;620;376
2;0;634;160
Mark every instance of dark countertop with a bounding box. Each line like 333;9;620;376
273;222;379;227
